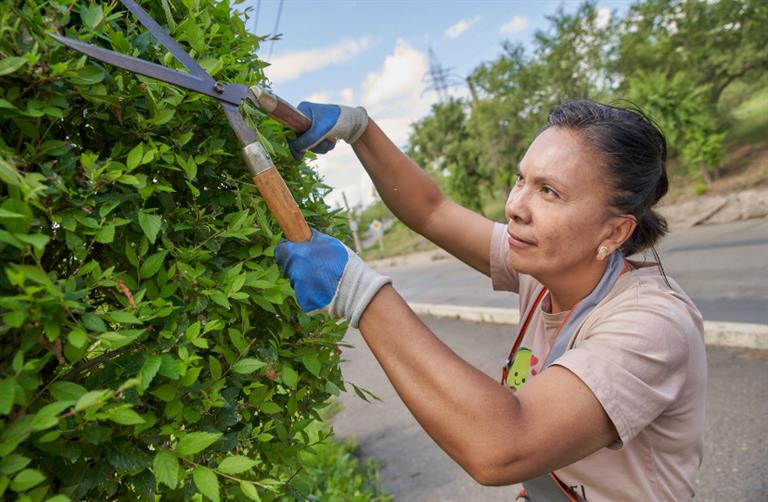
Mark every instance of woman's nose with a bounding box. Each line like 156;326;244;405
505;186;531;223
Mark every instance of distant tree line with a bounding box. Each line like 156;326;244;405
406;0;768;212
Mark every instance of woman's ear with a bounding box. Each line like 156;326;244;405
603;215;637;252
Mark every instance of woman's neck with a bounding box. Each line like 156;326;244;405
543;260;609;314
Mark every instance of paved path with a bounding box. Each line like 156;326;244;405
333;317;768;501
374;219;768;324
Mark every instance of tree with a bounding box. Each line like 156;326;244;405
406;98;488;213
628;71;725;183
0;0;351;499
617;0;768;109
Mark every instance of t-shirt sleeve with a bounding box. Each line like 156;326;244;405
489;222;519;292
552;294;692;446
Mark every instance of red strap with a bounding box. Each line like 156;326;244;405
501;287;546;384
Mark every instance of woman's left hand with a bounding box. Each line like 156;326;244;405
275;229;391;328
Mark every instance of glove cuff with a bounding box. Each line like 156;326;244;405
329;246;391;328
338;105;369;145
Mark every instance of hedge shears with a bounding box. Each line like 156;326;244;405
51;0;317;241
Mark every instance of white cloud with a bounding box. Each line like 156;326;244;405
338;88;355;105
302;91;331;103
499;16;529;35
266;37;371;84
308;40;471;209
445;16;480;39
361;40;434;120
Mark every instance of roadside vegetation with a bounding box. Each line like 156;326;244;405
358;0;767;260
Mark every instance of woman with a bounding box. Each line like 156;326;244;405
276;100;707;501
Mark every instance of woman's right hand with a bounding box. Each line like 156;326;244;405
289;102;369;159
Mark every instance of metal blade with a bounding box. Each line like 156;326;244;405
50;34;248;106
220;102;257;146
119;0;209;80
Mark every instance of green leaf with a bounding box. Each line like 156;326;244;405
0;454;30;475
152;108;175;125
281;364;298;389
30;401;72;431
208;356;222;381
106;406;145;425
152;450;178;489
192;466;220;502
107;310;141;324
126;144;143;170
94;224;115;244
15;233;50;251
0;378;15;415
0;57;26;77
139;250;168;279
49;381;87;402
158;355;180;380
240;481;261;501
69;65;105;85
81;313;107;332
231;358;266;374
259;401;282;414
217;455;257;474
301;355;321;377
67;327;88;349
177;431;222;456
10;469;44;492
80;4;104;30
138;211;162;244
138;354;162;393
74;389;110;412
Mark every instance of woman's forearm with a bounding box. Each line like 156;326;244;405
352;119;447;234
357;284;524;481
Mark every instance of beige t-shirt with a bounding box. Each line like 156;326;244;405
489;223;707;501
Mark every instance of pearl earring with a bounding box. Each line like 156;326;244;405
596;245;610;261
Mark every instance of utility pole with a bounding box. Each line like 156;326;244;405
424;47;463;103
466;76;479;107
342;192;362;253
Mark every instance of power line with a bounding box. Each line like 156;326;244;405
268;0;285;60
252;0;261;34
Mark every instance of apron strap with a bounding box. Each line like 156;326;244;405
522;472;586;502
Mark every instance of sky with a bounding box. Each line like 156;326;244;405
240;0;635;209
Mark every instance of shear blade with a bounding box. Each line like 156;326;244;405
50;34;249;107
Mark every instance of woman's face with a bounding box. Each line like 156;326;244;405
504;126;618;279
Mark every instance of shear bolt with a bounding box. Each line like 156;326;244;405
213;82;225;93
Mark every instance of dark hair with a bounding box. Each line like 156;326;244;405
544;99;669;258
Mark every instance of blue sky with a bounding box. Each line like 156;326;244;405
240;0;635;209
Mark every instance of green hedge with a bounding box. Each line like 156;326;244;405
0;0;356;499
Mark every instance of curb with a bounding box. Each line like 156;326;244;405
408;303;768;350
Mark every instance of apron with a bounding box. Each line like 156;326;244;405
502;252;629;502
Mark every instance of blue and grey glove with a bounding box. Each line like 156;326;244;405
275;230;391;328
289;102;369;159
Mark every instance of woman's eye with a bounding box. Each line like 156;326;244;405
541;186;559;198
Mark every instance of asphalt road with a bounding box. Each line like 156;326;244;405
374;219;768;324
332;317;768;501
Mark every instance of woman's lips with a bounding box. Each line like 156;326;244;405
507;230;535;248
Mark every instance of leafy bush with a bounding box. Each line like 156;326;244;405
282;421;390;502
0;0;359;499
626;70;725;184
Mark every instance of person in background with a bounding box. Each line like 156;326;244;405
275;99;707;501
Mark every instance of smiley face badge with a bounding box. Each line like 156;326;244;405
504;348;539;390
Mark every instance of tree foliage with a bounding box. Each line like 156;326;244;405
0;0;354;500
407;0;767;201
406;99;487;213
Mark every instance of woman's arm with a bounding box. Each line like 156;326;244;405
358;285;619;485
353;120;496;276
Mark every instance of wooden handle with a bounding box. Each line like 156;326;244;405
248;85;311;133
252;167;311;242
